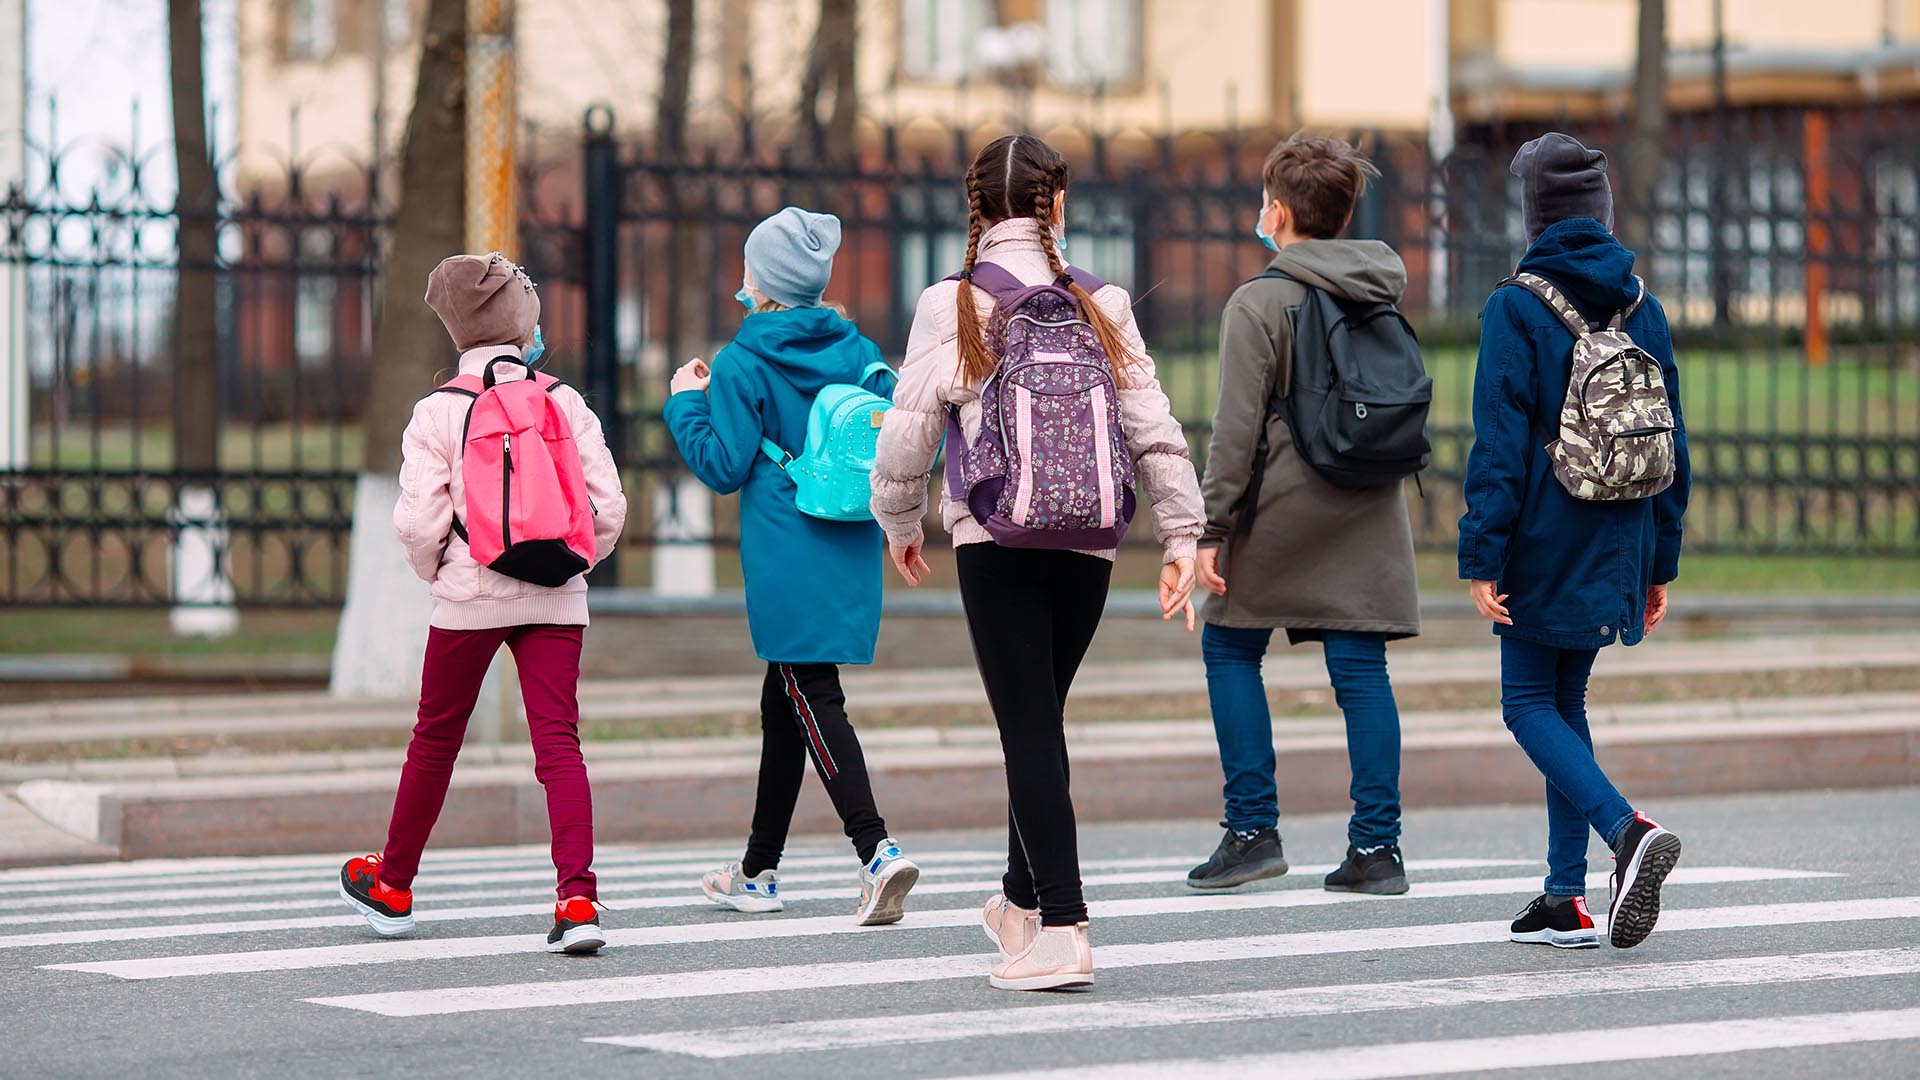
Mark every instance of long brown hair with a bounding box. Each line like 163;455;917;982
954;135;1140;388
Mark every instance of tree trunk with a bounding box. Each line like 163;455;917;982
331;0;467;697
364;0;468;476
800;0;858;169
167;0;218;473
1620;0;1667;275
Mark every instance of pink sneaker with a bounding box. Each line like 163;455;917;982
989;922;1093;991
981;893;1039;958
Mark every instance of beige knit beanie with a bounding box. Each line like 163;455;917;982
424;253;542;351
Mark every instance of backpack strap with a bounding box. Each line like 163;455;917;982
861;359;897;386
1503;273;1593;337
759;437;794;471
1609;276;1648;331
947;262;1111;302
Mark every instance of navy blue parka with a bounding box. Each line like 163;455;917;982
1456;217;1692;650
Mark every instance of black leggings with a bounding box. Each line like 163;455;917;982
956;543;1112;926
742;663;890;877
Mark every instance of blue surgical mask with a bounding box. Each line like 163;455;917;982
735;286;756;312
523;324;546;367
1254;206;1279;253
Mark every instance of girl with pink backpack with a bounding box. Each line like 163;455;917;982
337;253;628;955
871;135;1205;991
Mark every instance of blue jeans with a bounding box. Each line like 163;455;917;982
1203;624;1402;847
1499;637;1638;895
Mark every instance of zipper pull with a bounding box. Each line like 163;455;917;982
503;433;513;471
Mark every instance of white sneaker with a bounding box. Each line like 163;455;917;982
701;862;783;913
854;838;919;926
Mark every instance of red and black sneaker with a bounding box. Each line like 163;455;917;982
547;896;606;955
338;853;414;937
1509;893;1600;949
1608;812;1683;949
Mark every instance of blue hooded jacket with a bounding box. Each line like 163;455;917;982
664;307;893;665
1456;218;1692;650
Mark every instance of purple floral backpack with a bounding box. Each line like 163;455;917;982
943;262;1135;549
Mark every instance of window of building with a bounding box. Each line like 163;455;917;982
1045;0;1140;88
285;0;337;62
1873;158;1919;329
900;0;992;82
294;229;338;371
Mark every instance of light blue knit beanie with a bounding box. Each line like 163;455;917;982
744;207;842;309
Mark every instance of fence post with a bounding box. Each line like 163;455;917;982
582;105;621;585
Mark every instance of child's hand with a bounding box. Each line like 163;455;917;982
890;536;932;586
1161;557;1197;632
1470;579;1512;625
1197;546;1227;596
670;358;711;395
1646;583;1669;632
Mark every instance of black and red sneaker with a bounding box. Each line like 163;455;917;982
1608;812;1683;949
1509;893;1600;949
338;853;414;937
547;897;606;955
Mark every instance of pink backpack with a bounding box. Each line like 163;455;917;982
435;354;596;586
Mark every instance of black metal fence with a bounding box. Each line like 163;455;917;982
4;99;1916;606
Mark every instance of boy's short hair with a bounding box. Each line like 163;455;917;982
1262;135;1381;240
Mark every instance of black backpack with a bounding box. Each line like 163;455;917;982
1260;268;1432;490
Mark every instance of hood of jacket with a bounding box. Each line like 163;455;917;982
727;306;876;394
1515;217;1642;323
1265;239;1408;304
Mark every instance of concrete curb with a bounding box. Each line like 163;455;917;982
14;710;1916;863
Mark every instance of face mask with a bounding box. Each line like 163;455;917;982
735;286;756;312
1254;204;1280;253
523;324;546;367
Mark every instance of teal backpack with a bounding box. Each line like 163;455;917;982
760;361;897;522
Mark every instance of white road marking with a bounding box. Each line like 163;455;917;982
955;1006;1920;1080
592;946;1920;1058
12;859;1551;950
303;894;1911;1017
37;866;1810;974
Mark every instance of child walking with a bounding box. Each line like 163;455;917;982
665;207;920;927
1188;135;1422;897
1458;133;1692;950
872;135;1204;991
339;253;628;954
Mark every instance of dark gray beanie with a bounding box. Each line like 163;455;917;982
1511;132;1614;245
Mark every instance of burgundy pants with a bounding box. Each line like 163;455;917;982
379;624;596;901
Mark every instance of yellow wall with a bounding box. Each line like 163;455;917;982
1297;0;1434;129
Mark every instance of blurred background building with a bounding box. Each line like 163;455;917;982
3;0;1917;613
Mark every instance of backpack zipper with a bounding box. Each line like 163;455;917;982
501;433;513;548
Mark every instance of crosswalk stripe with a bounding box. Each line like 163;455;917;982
37;866;1815;973
0;847;1010;898
302;895;1914;1018
588;946;1920;1059
8;859;1558;951
954;1006;1920;1080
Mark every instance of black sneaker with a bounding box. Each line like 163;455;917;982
547;897;607;955
1608;812;1682;949
1186;826;1289;890
1509;893;1600;949
1324;844;1409;895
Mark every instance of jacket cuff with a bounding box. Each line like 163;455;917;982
1651;549;1681;585
1162;536;1198;564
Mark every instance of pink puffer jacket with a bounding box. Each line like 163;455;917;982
870;217;1204;564
394;347;628;629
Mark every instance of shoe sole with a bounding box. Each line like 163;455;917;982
336;880;414;937
1324;876;1410;896
856;860;920;927
1185;856;1290;891
1510;928;1601;949
989;970;1095;991
701;882;783;914
547;923;606;955
1609;829;1682;949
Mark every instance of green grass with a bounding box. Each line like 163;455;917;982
0;608;339;657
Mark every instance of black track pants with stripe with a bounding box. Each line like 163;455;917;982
742;663;890;877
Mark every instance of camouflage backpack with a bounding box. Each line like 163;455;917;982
1507;272;1677;501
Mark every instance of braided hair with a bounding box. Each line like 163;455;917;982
954;135;1140;388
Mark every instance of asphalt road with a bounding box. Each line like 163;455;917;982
3;787;1917;1079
